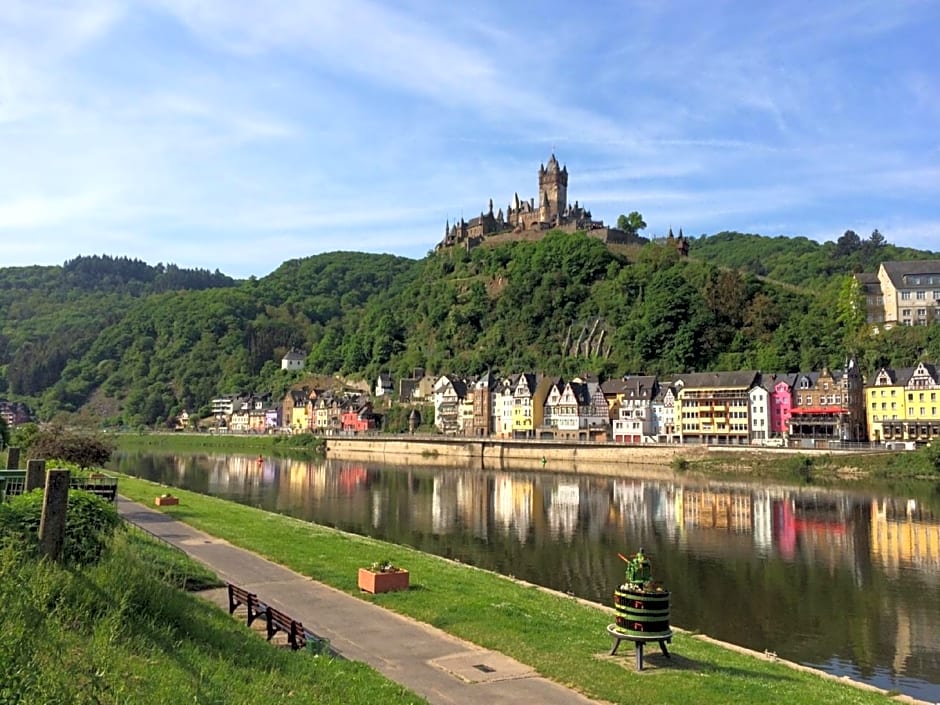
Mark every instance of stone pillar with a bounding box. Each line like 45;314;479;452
5;447;20;470
39;469;70;563
25;459;46;491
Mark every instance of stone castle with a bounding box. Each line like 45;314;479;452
437;154;648;251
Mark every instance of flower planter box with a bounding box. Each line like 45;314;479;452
155;495;179;506
358;567;409;594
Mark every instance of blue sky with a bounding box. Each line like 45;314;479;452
1;1;938;278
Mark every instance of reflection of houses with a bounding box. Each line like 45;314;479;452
547;482;580;540
867;363;940;444
788;360;865;444
870;498;940;574
492;474;534;543
680;489;752;531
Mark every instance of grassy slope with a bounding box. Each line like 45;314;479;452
116;474;898;705
0;527;426;705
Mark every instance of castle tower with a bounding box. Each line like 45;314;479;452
538;154;568;224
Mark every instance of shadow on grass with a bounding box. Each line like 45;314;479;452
599;650;799;683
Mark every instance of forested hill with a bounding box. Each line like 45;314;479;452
2;233;940;428
689;230;937;286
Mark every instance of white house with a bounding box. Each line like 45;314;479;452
281;349;306;371
749;379;770;442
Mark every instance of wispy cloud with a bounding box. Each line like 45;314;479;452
0;0;938;274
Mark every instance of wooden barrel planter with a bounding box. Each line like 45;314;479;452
613;587;671;639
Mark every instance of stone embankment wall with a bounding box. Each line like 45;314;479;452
325;436;707;475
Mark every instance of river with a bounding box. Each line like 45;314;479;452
109;450;940;702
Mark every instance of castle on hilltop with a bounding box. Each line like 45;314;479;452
437;154;648;251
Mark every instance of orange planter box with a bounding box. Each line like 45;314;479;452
358;568;409;593
155;495;179;506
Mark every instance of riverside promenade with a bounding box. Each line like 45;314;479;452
117;497;604;705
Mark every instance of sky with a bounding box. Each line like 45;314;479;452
1;1;939;278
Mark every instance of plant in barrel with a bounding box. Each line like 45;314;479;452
612;548;671;639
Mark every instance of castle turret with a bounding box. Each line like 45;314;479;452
538;153;568;223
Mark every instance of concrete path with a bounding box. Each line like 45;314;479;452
118;497;607;705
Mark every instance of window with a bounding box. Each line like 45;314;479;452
917;290;926;300
901;291;912;300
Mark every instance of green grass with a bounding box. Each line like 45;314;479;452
0;527;426;705
117;474;898;705
115;431;325;456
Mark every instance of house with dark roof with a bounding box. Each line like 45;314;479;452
788;360;865;444
281;348;306;371
869;260;940;328
866;362;940;444
674;371;760;445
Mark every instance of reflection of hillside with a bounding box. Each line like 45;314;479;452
871;499;940;575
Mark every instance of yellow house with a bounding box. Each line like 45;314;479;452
511;373;537;437
866;366;908;443
675;371;758;445
290;403;309;432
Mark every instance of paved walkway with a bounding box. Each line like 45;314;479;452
118;497;607;705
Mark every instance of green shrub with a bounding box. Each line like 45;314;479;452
0;489;122;566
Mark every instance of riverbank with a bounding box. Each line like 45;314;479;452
116;473;925;705
109;431;936;481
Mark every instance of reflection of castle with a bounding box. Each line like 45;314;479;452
437;155;648;251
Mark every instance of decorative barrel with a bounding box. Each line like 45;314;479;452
613;587;671;639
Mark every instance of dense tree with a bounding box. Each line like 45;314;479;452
27;427;115;468
616;211;647;237
834;230;861;258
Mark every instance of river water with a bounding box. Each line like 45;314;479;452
109;450;940;702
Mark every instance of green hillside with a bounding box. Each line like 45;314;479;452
2;232;940;427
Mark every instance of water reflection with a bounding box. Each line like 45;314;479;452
110;451;940;702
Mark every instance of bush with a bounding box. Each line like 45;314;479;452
27;426;115;469
0;489;122;566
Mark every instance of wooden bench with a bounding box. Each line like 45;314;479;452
265;605;309;651
226;583;329;654
226;583;267;627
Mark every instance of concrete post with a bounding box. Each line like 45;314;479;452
25;459;46;491
5;446;20;470
39;469;70;563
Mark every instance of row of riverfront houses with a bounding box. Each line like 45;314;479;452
211;358;940;446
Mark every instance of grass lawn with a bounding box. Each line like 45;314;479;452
117;474;899;705
0;526;427;705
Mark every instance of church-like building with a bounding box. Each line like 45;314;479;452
437;154;647;251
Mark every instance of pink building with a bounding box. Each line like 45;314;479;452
770;375;796;437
